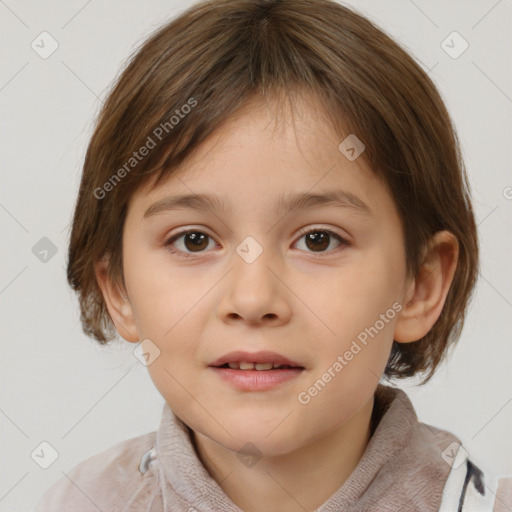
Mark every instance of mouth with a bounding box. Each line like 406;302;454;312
214;362;303;370
208;351;305;391
208;350;305;370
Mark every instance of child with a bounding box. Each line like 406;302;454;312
34;0;512;510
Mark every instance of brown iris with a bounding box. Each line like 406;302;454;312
183;232;209;252
304;231;330;252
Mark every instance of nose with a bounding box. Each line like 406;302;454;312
216;246;292;327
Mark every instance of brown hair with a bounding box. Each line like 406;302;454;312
67;0;478;383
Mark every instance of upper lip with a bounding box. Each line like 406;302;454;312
209;350;304;368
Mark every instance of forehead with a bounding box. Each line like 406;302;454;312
127;93;395;223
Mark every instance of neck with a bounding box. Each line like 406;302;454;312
192;395;375;512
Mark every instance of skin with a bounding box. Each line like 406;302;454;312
96;93;458;512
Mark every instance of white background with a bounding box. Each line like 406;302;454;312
0;0;511;510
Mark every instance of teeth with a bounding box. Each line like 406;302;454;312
255;363;273;370
225;362;292;370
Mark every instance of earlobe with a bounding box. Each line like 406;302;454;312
394;231;459;343
94;258;139;343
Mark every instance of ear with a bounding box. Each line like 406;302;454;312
394;231;459;343
94;257;139;343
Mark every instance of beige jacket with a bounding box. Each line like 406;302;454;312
34;385;512;511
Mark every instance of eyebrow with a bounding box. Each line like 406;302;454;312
143;189;372;219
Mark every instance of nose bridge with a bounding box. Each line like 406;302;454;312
232;234;277;299
217;234;290;324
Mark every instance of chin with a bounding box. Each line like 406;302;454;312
229;432;300;459
195;416;300;457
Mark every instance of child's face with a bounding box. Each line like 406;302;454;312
119;95;409;455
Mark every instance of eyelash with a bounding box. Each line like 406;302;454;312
163;226;350;259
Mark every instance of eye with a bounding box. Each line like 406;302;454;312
164;226;349;259
164;229;216;258
293;227;349;255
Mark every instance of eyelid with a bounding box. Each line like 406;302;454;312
164;226;211;241
164;224;350;243
295;224;351;243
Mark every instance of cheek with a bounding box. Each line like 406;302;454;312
124;244;200;336
321;254;404;337
123;244;206;368
307;246;405;391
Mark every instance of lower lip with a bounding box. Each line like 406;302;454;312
209;367;304;391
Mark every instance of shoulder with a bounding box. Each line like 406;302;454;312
438;442;512;511
33;431;157;512
494;476;512;511
376;386;512;510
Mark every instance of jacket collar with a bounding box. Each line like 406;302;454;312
153;384;458;511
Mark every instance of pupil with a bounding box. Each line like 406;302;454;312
305;232;329;251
